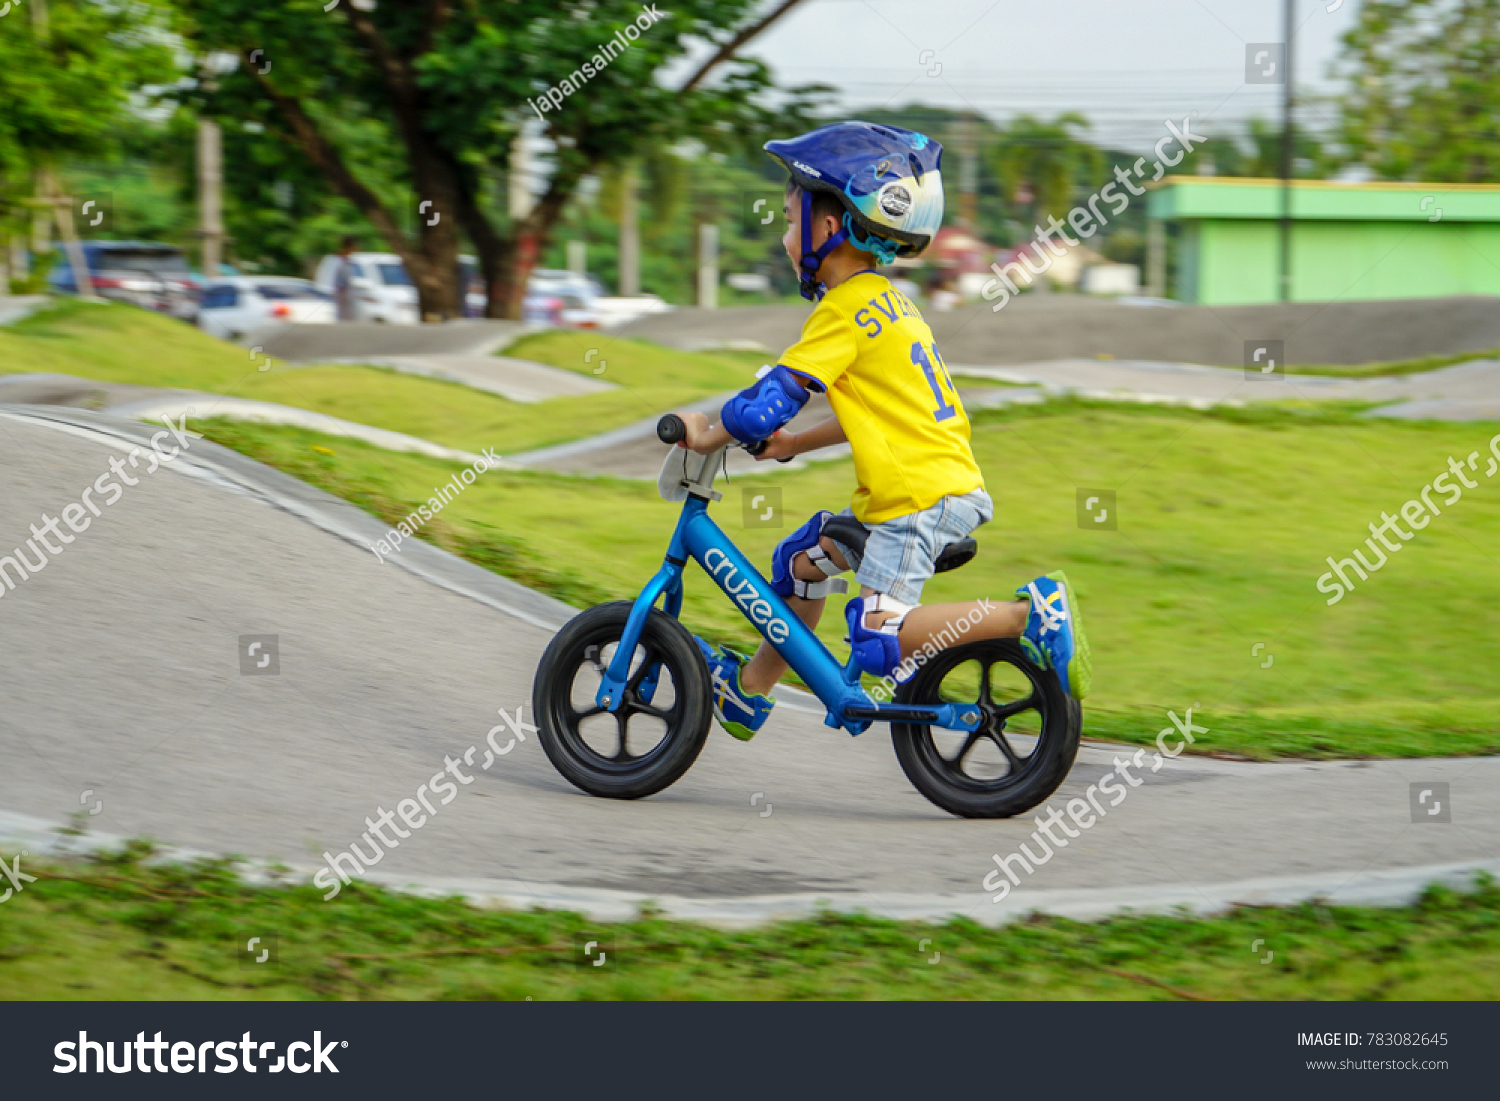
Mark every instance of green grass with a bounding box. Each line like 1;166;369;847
5;847;1498;1000
1289;346;1500;378
195;396;1500;760
0;299;763;455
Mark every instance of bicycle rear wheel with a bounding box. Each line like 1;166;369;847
891;638;1080;818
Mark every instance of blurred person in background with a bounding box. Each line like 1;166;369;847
332;235;359;321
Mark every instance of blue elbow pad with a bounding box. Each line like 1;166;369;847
721;366;811;446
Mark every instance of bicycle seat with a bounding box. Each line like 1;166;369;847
822;515;978;575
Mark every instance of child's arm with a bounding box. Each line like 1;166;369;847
676;369;824;455
753;415;845;462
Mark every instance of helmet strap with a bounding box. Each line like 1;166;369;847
797;187;848;301
842;213;901;265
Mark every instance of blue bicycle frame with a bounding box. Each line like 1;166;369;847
595;478;981;737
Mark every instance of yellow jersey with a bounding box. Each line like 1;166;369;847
779;272;984;523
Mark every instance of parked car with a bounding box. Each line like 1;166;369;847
312;251;419;324
313;252;613;325
197;277;335;341
594;293;672;330
49;241;200;321
523;293;562;325
528;268;603;328
460;260;601;322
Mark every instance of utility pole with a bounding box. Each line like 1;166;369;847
958;114;978;230
1279;0;1294;302
509;129;535;222
1146;219;1165;298
198;118;224;280
697;223;718;309
618;162;640;296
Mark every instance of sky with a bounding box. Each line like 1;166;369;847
704;0;1364;153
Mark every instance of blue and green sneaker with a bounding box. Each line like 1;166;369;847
1016;571;1092;699
695;639;775;741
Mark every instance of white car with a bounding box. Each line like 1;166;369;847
197;277;335;341
313;251;419;324
594;294;673;330
528;268;604;328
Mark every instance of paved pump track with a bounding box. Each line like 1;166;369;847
0;406;1496;926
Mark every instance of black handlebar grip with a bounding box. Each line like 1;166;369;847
657;414;687;445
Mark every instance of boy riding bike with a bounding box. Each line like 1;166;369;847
676;121;1091;741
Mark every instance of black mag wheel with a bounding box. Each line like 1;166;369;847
891;638;1080;819
533;602;712;799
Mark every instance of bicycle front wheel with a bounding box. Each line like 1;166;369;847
533;602;712;799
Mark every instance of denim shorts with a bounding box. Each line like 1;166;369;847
826;489;993;606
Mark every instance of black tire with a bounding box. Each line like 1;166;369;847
891;639;1080;819
533;602;712;799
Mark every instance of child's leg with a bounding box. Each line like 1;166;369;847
738;536;850;696
865;596;1028;657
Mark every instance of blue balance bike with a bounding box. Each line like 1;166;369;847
533;415;1081;818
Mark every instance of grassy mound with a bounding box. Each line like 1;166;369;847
3;846;1496;1000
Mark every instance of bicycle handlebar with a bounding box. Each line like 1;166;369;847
656;414;686;445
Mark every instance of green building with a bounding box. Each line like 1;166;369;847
1146;176;1500;305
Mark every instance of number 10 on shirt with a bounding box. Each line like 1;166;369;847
912;341;957;422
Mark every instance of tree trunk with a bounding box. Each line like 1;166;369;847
464;164;583;321
404;179;463;321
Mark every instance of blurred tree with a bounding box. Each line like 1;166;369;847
561;144;792;302
169;0;820;319
1336;0;1500;181
988;113;1102;231
1240;116;1324;178
0;0;173;281
1175;134;1248;178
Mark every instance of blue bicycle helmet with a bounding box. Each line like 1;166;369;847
765;121;944;300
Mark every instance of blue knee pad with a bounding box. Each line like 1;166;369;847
845;596;908;678
771;511;849;600
721;365;811;446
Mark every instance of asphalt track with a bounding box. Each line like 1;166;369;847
2;406;1497;926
